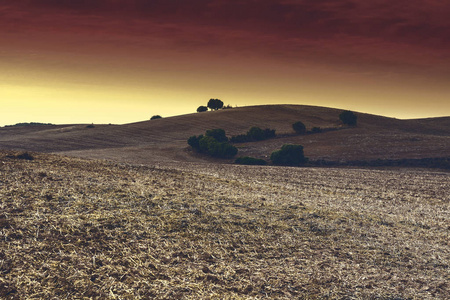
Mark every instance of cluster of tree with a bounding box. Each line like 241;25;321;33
188;129;238;158
197;99;233;112
188;106;356;166
4;122;53;127
150;115;162;120
230;126;276;143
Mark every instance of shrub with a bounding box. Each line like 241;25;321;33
263;128;276;139
247;127;265;141
270;144;307;166
150;115;162;120
205;128;228;142
214;141;238;158
339;110;357;126
188;130;237;159
7;152;34;160
198;136;237;158
230;127;276;143
187;135;203;151
311;127;322;133
207;99;224;110
197;106;208;112
235;157;267;165
292;121;306;134
230;134;249;143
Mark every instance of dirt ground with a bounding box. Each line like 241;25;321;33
1;150;448;299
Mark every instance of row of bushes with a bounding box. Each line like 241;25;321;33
292;121;323;134
292;110;356;135
235;144;307;166
230;126;276;143
188;129;308;166
311;157;450;169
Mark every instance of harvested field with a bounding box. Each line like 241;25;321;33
0;150;449;299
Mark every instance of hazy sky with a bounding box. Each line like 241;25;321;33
1;0;449;125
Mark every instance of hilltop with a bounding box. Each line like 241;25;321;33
0;105;449;166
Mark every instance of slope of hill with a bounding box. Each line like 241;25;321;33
0;105;449;166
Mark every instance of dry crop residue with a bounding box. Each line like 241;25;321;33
0;151;449;299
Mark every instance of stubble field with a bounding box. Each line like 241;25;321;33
0;150;449;299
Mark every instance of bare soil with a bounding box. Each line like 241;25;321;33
1;150;448;299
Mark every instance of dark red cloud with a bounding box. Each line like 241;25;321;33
1;0;449;78
9;0;448;46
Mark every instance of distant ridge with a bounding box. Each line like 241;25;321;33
0;105;449;166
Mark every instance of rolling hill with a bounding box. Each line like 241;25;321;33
1;105;449;166
1;106;449;299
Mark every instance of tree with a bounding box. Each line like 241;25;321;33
197;106;208;112
339;110;357;126
270;144;307;166
207;99;224;111
188;135;203;151
188;129;237;159
205;128;228;142
292;121;306;134
150;115;162;120
247;127;265;141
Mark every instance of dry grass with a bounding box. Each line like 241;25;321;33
1;150;449;299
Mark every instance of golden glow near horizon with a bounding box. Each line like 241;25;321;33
1;1;449;126
2;55;450;126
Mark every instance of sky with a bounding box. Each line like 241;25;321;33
1;0;449;126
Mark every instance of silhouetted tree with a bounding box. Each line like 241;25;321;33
292;121;306;134
197;106;208;112
339;110;357;126
207;99;224;111
150;115;162;120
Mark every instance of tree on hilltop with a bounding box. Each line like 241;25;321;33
197;106;208;112
207;99;224;111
